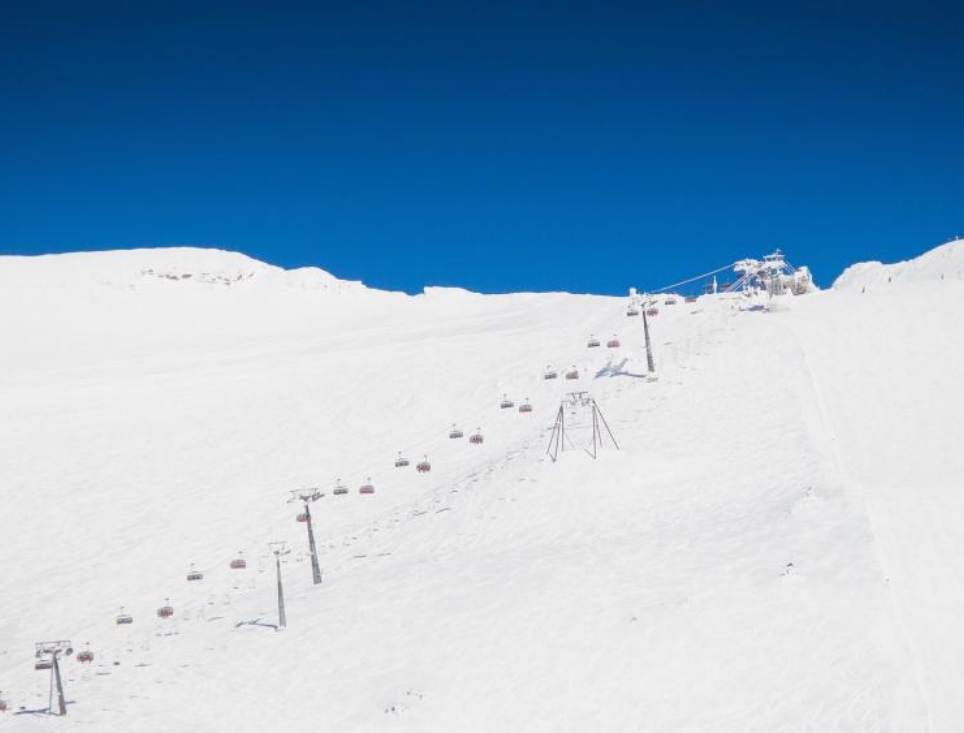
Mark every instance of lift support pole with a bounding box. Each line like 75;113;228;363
275;554;287;629
304;501;323;585
269;542;289;630
51;652;67;716
642;307;656;374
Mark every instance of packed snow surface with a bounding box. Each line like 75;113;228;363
1;246;961;732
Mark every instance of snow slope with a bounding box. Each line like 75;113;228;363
0;246;960;732
833;237;964;289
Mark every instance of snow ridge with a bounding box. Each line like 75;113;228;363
0;247;365;293
833;237;964;289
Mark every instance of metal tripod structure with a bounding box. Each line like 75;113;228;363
546;392;619;461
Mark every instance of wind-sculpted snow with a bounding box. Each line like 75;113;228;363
0;246;960;731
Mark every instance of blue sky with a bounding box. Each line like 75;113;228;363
1;0;961;294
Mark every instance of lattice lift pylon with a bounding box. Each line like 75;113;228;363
545;392;619;462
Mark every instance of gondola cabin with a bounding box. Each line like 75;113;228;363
587;336;600;348
500;395;514;409
187;570;204;582
394;453;410;468
665;297;677;305
35;659;52;671
607;336;620;348
0;697;7;712
157;604;174;619
116;613;134;625
230;555;247;570
519;401;533;413
646;308;659;317
469;431;484;445
544;368;558;380
626;307;639;317
296;511;309;523
333;484;349;496
565;369;579;380
685;296;697;303
416;457;432;473
77;650;94;664
449;427;464;439
359;483;375;495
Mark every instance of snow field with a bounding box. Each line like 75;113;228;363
0;246;961;731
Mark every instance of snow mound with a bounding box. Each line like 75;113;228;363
833;238;964;289
0;247;365;292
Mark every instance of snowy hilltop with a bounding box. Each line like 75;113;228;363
0;246;366;293
833;236;964;289
0;243;962;732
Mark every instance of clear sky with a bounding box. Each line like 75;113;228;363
1;0;961;294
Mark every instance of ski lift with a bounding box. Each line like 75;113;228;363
35;658;52;671
626;305;639;317
449;425;464;439
469;429;484;445
587;335;600;348
544;366;558;380
186;564;204;582
296;511;309;523
665;297;677;305
500;394;514;409
394;452;410;468
333;481;349;496
646;307;659;317
607;335;620;348
157;601;174;619
416;456;432;473
77;646;94;664
360;478;375;495
519;400;533;413
115;607;134;625
565;368;579;380
230;553;247;570
685;296;697;303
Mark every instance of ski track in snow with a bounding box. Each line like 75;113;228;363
0;247;961;731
